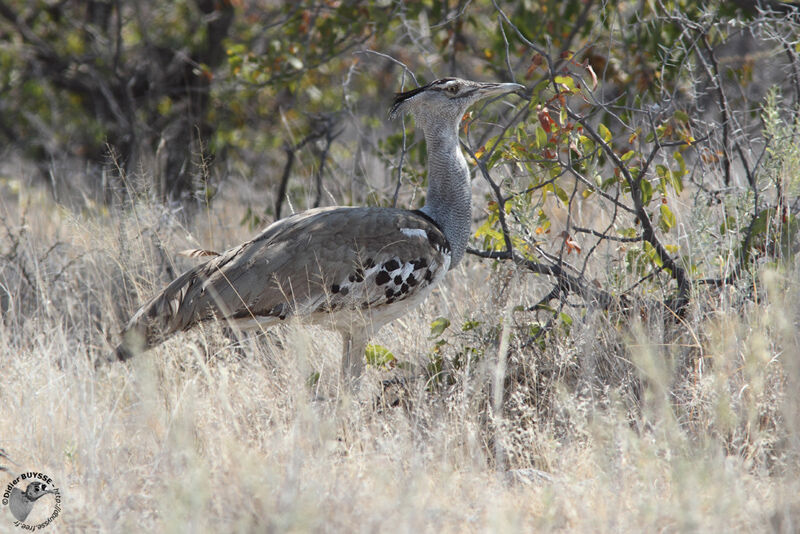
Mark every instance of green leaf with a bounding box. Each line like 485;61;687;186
365;344;396;368
600;176;617;190
673;151;686;174
430;317;451;337
535;125;548;147
659;204;676;231
598;123;612;143
487;150;504;169
474;218;492;238
643;241;663;267
620;150;635;161
461;320;481;332
555;185;569;204
640;179;653;205
554;75;576;91
474;219;506;251
227;44;246;56
579;134;595;153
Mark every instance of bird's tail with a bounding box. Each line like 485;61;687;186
114;266;205;361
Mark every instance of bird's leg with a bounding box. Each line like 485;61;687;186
341;330;367;386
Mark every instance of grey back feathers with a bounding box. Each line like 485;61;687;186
115;77;523;381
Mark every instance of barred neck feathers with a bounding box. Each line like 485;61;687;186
418;120;471;268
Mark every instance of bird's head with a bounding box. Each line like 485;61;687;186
24;481;55;502
389;77;525;128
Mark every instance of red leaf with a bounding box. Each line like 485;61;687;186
538;109;554;133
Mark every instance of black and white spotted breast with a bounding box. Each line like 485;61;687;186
315;253;449;317
312;213;451;315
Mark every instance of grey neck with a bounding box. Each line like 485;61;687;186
419;121;471;268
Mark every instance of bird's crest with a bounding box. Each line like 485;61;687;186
389;78;458;119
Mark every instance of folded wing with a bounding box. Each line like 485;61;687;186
116;206;451;359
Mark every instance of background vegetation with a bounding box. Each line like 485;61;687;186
1;0;799;531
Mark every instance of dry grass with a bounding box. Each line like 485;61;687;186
1;172;799;533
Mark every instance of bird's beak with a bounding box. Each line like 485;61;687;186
474;82;526;99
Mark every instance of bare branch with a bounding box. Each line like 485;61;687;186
467;247;622;312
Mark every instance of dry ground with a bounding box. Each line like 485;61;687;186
1;173;799;533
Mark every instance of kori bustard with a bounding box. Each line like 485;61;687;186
115;78;524;381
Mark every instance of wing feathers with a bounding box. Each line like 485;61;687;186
117;207;450;358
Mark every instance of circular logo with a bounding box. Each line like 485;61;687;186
2;472;61;530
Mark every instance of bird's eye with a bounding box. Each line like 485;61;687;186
447;84;459;94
